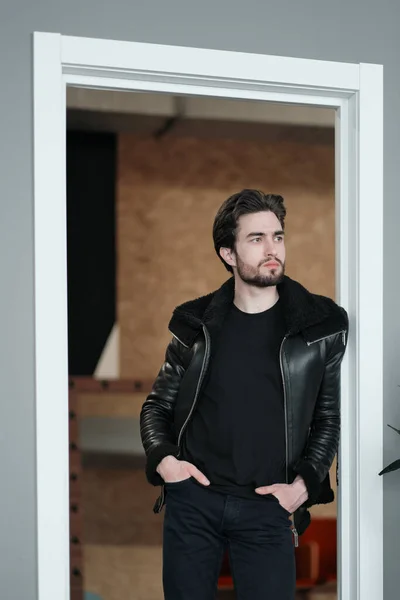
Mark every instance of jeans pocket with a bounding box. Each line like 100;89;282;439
164;476;193;488
280;504;292;516
270;494;292;516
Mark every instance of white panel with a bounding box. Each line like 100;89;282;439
33;32;70;600
336;94;359;600
94;323;120;379
357;62;384;600
80;417;144;455
61;35;360;92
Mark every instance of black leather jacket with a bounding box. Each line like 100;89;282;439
140;276;349;536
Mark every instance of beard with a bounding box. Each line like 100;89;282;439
236;254;285;288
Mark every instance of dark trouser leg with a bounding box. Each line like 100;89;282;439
162;478;226;600
226;496;296;600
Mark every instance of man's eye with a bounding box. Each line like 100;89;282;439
275;236;283;242
252;237;261;243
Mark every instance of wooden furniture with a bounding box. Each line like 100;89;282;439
69;385;84;600
68;377;153;600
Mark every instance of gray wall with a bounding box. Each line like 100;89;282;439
1;1;399;598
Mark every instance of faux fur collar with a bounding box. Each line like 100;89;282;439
169;276;348;348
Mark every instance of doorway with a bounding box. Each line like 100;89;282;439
33;32;384;600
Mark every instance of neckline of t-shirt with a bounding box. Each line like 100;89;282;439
231;298;281;318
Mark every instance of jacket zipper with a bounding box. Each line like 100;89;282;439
279;336;289;486
279;335;299;548
306;330;346;347
169;330;189;349
177;324;211;449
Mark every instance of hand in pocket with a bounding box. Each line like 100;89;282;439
157;456;210;486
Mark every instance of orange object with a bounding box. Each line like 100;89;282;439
299;518;337;584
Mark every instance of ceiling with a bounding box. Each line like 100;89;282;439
67;87;335;127
66;88;335;143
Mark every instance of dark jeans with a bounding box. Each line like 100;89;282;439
162;477;296;600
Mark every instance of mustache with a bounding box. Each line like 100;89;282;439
259;257;283;267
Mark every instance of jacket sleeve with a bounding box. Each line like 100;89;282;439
140;337;188;486
293;318;348;504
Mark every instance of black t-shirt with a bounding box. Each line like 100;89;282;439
182;299;287;500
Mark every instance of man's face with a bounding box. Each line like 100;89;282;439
222;211;286;287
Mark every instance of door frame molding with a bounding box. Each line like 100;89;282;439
33;32;383;600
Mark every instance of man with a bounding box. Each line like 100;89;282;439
140;189;348;600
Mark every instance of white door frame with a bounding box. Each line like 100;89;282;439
33;32;383;600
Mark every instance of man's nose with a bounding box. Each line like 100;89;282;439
264;239;277;255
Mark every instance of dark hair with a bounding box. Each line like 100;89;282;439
213;189;287;273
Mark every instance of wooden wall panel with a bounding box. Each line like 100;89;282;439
117;134;335;380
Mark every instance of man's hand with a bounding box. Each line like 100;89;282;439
255;476;308;514
156;455;210;486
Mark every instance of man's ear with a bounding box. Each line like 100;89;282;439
220;247;236;268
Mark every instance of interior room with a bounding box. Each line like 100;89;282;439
66;87;338;600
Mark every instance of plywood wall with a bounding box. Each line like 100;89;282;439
117;134;335;379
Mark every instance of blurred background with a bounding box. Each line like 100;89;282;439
66;87;337;600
